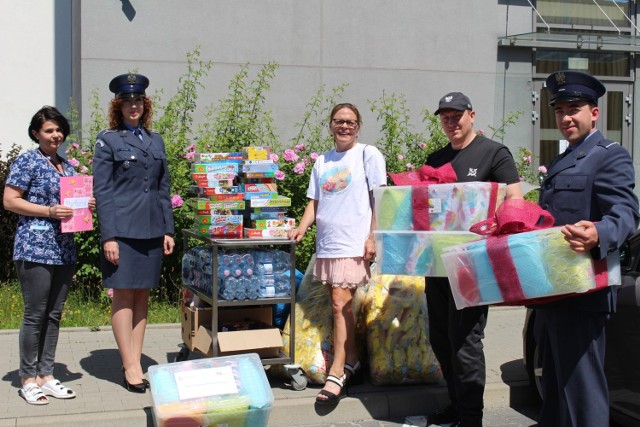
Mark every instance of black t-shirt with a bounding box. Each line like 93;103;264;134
426;135;520;184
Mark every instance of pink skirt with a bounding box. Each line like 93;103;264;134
313;257;371;289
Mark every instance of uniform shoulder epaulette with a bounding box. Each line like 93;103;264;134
98;129;117;137
603;141;619;149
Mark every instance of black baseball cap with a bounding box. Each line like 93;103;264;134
434;92;473;115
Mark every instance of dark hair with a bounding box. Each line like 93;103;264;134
108;97;153;131
330;103;362;125
28;106;70;143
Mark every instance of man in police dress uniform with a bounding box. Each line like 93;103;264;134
535;70;639;426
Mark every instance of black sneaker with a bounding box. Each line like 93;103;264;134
427;405;458;425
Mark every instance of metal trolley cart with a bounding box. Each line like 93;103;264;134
177;230;307;390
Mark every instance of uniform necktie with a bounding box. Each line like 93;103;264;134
134;128;143;142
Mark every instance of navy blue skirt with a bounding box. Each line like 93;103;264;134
101;237;164;289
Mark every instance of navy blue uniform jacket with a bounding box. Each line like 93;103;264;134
538;130;639;312
93;128;174;243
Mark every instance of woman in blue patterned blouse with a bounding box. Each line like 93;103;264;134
3;106;93;405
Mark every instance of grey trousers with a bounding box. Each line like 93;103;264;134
16;260;75;378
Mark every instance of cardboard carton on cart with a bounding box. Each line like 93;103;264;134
181;306;283;358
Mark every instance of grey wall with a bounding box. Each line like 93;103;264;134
78;0;534;154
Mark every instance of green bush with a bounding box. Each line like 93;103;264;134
0;144;22;283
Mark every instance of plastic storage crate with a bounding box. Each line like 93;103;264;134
149;353;273;427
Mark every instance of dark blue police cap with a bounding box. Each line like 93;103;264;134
109;73;149;99
545;70;606;106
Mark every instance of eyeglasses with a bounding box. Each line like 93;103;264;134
122;99;144;107
332;119;359;128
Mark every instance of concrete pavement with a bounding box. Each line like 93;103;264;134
0;306;536;426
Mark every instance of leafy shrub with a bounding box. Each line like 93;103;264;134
0;144;22;283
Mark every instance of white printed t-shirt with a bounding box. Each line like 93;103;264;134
307;143;386;258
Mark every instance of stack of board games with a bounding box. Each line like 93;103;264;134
240;146;295;239
189;152;245;238
188;148;296;239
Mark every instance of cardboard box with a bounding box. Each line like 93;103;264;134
244;228;289;239
192;162;240;174
248;196;291;208
193;152;244;162
181;306;213;352
190;199;246;211
251;218;295;230
192;307;284;358
149;353;273;427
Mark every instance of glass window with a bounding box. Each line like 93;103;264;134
536;0;633;29
535;50;630;77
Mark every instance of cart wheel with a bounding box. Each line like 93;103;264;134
174;344;190;362
284;364;307;391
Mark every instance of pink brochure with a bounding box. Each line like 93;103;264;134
60;175;93;233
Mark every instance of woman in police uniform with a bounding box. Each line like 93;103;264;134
93;73;175;393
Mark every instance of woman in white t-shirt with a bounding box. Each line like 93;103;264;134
288;103;386;405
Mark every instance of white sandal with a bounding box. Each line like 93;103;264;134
40;379;76;399
19;383;49;405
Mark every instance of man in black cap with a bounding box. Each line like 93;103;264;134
535;70;638;426
425;92;523;426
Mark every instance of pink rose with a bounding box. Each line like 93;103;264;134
294;144;306;152
69;158;80;167
406;163;415;170
283;149;299;162
108;288;113;298
269;153;279;162
80;166;89;174
418;143;426;149
293;161;306;174
538;166;547;174
171;194;184;208
184;152;195;160
275;170;286;181
397;154;404;161
310;152;319;161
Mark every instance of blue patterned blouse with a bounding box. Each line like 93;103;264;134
6;149;77;265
